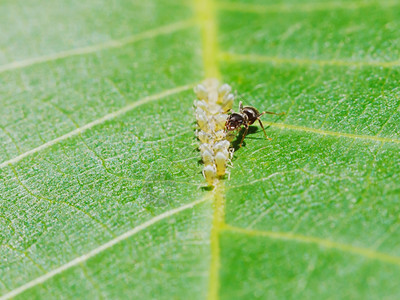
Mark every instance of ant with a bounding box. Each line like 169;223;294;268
225;101;285;148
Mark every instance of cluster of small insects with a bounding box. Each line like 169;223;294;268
194;79;235;186
195;79;285;186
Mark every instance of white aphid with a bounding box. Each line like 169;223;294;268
203;102;221;115
199;143;213;155
194;84;208;100
221;93;234;112
203;165;217;185
196;130;213;144
195;108;211;132
194;100;208;111
215;151;227;176
201;149;214;165
214;114;228;131
218;83;232;97
213;140;230;153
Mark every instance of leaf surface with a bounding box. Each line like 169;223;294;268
1;0;400;299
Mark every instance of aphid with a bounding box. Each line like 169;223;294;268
225;101;285;148
214;114;229;131
203;165;217;185
201;150;214;165
215;151;228;176
196;130;213;144
213;140;230;153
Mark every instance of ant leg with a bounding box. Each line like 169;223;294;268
239;125;249;148
258;119;272;141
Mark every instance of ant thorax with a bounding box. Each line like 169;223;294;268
242;107;260;125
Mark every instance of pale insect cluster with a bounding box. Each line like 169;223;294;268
194;79;235;186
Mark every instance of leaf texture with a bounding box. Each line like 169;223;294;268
1;0;400;299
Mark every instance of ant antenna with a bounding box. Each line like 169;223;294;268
236;92;248;103
236;92;249;112
259;111;286;117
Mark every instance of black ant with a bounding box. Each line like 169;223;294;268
225;101;285;148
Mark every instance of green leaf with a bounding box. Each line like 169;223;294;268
1;0;400;299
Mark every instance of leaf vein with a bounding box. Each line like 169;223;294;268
223;225;400;267
0;84;194;169
266;122;400;144
220;52;400;69
0;197;210;300
217;0;399;14
194;0;224;298
10;165;115;238
5;244;47;272
0;127;22;155
0;20;194;75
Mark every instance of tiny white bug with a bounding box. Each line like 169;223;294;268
202;165;217;185
215;151;227;176
201;149;214;165
214;114;229;131
196;130;213;144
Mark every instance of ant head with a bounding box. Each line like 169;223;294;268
225;113;244;131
